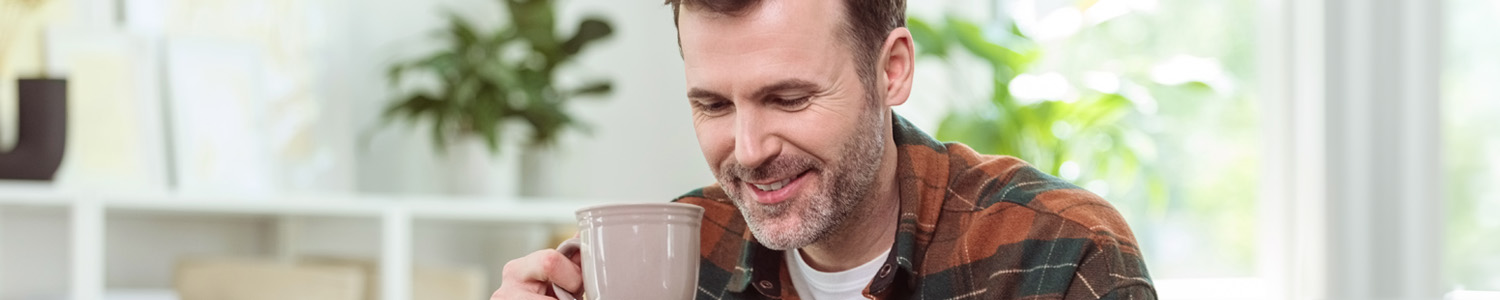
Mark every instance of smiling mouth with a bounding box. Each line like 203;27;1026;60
743;170;812;205
748;170;808;191
752;177;791;191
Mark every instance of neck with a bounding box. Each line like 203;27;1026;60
797;126;901;272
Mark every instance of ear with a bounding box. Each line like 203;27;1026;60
877;27;915;107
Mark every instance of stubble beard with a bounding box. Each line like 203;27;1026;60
716;105;886;251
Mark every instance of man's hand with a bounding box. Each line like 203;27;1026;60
491;249;584;300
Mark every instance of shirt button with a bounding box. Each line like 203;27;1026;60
878;264;893;278
758;280;774;289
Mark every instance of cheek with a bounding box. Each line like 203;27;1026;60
693;117;735;172
779;109;861;161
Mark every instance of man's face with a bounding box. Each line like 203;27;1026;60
679;0;887;250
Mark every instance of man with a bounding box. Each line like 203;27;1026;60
495;0;1156;299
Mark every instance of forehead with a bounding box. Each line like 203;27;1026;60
677;0;849;93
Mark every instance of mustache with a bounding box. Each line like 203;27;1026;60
718;154;819;184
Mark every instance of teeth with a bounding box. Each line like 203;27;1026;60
753;178;791;191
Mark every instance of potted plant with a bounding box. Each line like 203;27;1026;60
379;0;614;196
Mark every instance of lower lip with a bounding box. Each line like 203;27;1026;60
748;172;809;205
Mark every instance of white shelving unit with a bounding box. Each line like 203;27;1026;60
0;182;615;300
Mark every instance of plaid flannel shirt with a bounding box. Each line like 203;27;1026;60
672;113;1156;300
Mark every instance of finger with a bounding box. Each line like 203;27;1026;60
501;250;583;294
537;249;584;295
569;251;583;268
496;279;549;296
491;286;559;300
501;251;553;294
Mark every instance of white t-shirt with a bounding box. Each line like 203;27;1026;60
786;248;891;300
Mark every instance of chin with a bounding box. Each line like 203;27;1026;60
743;203;817;250
750;225;807;251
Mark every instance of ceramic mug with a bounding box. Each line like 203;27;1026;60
552;203;703;300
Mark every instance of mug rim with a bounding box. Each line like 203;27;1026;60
574;202;704;218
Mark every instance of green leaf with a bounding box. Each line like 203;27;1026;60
386;63;406;85
567;81;613;98
430;106;451;151
404;51;460;85
947;18;1027;76
561;17;615;57
507;0;558;55
382;94;445;121
907;18;948;58
482;26;520;50
444;10;481;49
473;102;503;153
1181;81;1214;92
936;112;1001;155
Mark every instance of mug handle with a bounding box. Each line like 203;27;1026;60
551;237;583;300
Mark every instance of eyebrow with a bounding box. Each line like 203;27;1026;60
687;79;821;102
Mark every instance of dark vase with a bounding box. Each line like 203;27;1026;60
0;79;68;180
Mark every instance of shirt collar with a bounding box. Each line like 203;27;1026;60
729;113;951;297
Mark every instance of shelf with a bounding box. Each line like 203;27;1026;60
0;181;75;206
0;187;622;223
103;289;177;300
0;183;648;300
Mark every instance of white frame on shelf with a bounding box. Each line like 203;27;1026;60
381;207;411;300
71;198;103;300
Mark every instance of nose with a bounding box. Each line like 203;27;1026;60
733;108;779;171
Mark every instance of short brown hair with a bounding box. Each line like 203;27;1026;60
664;0;906;99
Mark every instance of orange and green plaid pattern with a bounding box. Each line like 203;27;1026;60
672;113;1156;300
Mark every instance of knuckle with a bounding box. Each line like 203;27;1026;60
501;259;519;277
501;250;557;281
537;251;561;272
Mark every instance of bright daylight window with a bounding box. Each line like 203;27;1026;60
904;0;1259;281
1444;0;1500;292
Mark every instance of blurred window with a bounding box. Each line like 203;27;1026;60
1444;0;1500;292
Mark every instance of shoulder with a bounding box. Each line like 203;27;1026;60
942;142;1136;242
927;143;1153;297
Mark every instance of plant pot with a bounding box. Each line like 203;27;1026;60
0;79;68;180
518;144;555;198
442;135;520;197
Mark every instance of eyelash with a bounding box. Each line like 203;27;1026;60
695;100;733;115
693;96;812;116
774;96;811;109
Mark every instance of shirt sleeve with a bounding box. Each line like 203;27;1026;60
1064;232;1157;300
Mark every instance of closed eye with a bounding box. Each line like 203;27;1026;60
692;99;734;116
772;96;812;111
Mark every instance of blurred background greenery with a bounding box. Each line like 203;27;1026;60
911;0;1260;277
915;0;1500;289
